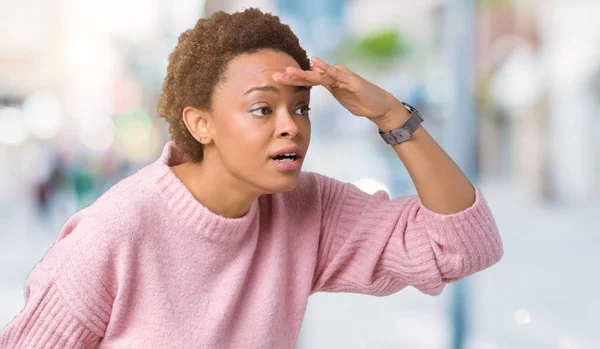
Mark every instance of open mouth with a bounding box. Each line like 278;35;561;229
269;152;303;172
270;153;301;162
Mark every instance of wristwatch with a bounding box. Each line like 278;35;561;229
378;102;424;145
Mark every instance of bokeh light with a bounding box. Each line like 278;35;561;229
79;117;116;152
22;91;63;140
514;309;532;325
0;107;28;146
114;109;157;160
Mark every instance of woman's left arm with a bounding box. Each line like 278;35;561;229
275;57;503;296
274;56;476;214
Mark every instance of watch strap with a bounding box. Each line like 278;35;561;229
378;102;423;144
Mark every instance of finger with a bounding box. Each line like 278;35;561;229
310;66;332;85
277;68;336;86
311;66;325;75
324;81;351;92
272;71;320;86
287;67;337;86
311;66;343;89
311;56;349;83
313;64;359;92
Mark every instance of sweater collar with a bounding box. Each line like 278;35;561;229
145;141;260;243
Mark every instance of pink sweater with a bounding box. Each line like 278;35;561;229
1;141;503;349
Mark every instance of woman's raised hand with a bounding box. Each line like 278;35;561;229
272;56;405;123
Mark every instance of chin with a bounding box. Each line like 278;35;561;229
263;173;301;194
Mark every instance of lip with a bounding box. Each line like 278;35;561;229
269;158;302;172
269;145;305;172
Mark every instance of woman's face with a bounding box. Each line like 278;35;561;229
206;49;311;194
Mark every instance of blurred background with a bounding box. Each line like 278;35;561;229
1;0;599;348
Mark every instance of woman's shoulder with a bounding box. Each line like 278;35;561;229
96;167;156;204
99;169;158;208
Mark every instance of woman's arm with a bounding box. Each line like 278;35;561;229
305;171;503;296
0;267;102;349
276;57;503;297
374;106;476;215
275;56;477;215
0;208;121;348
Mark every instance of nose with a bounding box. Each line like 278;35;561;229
276;111;300;139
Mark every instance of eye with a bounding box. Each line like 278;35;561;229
250;106;272;117
295;105;311;117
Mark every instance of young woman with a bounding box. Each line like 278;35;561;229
1;8;503;349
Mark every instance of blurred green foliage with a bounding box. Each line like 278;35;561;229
355;29;408;60
334;29;410;70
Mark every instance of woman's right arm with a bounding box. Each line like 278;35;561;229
0;267;102;348
0;209;121;349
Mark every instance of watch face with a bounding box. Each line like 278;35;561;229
391;127;412;142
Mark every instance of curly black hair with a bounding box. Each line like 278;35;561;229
157;8;311;162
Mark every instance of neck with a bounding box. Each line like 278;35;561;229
170;155;260;219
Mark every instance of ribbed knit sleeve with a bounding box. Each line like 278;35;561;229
0;268;101;349
1;208;122;348
309;173;503;296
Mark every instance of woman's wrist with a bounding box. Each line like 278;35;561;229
371;101;411;132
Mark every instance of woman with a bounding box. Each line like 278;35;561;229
0;8;503;349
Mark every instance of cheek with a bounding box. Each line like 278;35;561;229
298;117;311;140
234;122;272;153
217;114;272;162
304;118;312;136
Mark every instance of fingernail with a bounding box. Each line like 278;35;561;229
286;67;298;72
273;73;283;79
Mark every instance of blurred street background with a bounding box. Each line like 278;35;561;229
1;0;599;348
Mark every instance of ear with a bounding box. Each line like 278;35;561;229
182;106;213;145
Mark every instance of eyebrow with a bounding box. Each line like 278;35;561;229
244;85;311;95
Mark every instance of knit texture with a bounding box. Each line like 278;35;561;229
1;141;503;349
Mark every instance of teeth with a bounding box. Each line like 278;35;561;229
278;158;294;162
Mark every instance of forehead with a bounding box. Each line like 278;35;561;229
221;50;302;89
